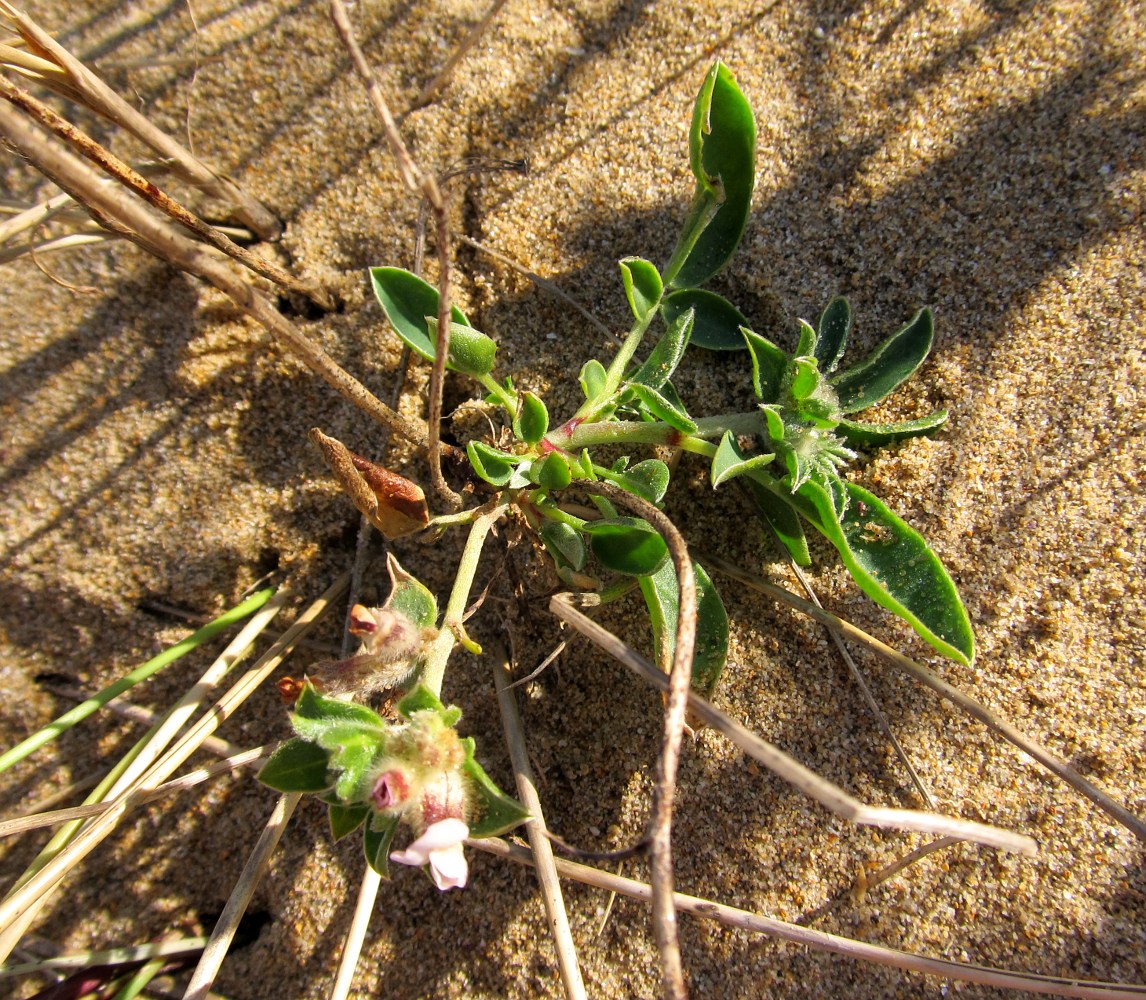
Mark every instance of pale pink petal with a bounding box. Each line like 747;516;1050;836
390;818;470;890
427;842;468;890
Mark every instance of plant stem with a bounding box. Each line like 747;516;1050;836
554;411;761;452
419;501;509;697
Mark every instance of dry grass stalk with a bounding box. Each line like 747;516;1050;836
0;0;281;240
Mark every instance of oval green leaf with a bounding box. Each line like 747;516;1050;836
830;307;934;414
741;475;811;566
533;451;572;491
620;257;663;322
625;383;698;433
665;61;756;289
364;813;401;877
816;296;851;373
426;318;498;378
662;288;748;351
836;410;949;448
466;441;517;487
258;738;332;794
370;266;471;361
710;430;775;487
383;553;438;630
639;558;729;698
796;476;974;665
583;517;669;576
631;307;694;391
741;327;787;401
514;391;549;444
540;520;586;570
329;802;370;841
579;358;607;402
462;746;532;838
611;458;671;505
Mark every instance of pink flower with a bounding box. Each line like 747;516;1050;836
389;818;469;890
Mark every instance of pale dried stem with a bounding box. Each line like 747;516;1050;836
184;792;302;1000
0;75;331;307
576;479;695;1000
0;573;349;963
329;0;461;510
549;595;1036;856
329;866;381;1000
0;747;271;839
0;1;281;239
784;556;935;810
491;641;586;1000
0;100;426;448
414;0;511;108
473;837;1145;999
700;552;1146;843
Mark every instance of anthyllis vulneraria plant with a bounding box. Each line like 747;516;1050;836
260;60;972;887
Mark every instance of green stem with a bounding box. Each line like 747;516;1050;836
557;411;761;451
571;310;657;423
478;372;516;412
0;587;275;774
419;501;508;697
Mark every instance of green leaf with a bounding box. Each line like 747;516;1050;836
741;327;787;401
539;520;586;571
625;383;698;433
710;430;775;486
369;266;470;361
396;684;448;718
630;308;694;391
662;289;748;351
461;744;532;838
796;477;974;664
533;451;572;491
789;356;820;401
816;296;851;373
665;61;756;289
426;318;498;378
466;441;517;486
619;257;663;322
382;554;438;630
830;307;934;414
579;359;607;402
608;458;671;505
292;684;386;735
514;391;549;444
741;475;811;565
363;813;401;877
638;559;729;697
836;410;949;447
583;517;669;576
257;738;332;794
329;803;370;841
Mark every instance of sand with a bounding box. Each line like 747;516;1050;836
2;0;1145;997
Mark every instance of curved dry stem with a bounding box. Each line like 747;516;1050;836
184;792;302;1000
328;0;461;510
491;641;586;1000
571;479;695;999
550;594;1036;856
700;552;1146;843
473;838;1146;999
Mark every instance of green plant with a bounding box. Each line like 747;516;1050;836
265;59;972;888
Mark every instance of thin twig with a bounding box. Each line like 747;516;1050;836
184;793;302;1000
0;747;271;839
472;837;1146;999
0;1;281;239
575;479;695;1000
783;555;935;810
458;234;621;345
0;100;426;448
0;75;331;307
491;641;586;1000
550;595;1037;856
413;0;510;107
699;552;1146;843
329;0;461;510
